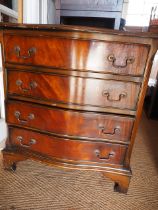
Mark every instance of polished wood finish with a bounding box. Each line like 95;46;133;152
4;35;149;76
6;100;134;143
9;127;127;165
3;148;26;171
103;172;131;194
1;23;158;194
7;70;141;111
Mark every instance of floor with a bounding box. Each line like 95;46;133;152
0;113;158;210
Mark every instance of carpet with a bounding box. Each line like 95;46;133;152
0;114;158;210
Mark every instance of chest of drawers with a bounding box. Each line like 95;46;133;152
1;23;158;194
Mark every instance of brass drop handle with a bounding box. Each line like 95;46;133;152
16;136;36;148
107;54;135;68
102;90;127;102
14;46;36;59
95;149;115;160
16;79;37;92
14;111;35;123
99;125;121;135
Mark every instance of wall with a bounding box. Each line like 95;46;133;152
122;0;158;26
0;45;7;147
23;0;56;24
23;0;40;24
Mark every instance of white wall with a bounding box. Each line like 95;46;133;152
23;0;56;24
122;0;158;26
0;72;5;119
0;45;7;146
23;0;40;24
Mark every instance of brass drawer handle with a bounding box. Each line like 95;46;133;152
14;111;35;123
99;125;120;135
102;91;127;102
16;80;37;92
107;54;135;68
16;136;36;148
14;45;36;59
95;149;115;160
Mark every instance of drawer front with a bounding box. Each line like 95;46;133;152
6;100;134;143
9;127;127;165
4;35;149;76
7;70;141;111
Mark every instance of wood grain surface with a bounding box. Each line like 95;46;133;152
4;35;149;76
6;100;134;143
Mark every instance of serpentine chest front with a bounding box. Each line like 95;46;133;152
1;24;157;193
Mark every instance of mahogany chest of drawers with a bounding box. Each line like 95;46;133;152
1;23;158;194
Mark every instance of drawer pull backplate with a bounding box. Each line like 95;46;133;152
99;126;121;135
102;91;127;102
107;54;135;68
16;136;36;148
16;79;37;92
95;150;115;160
14;45;36;59
14;111;35;123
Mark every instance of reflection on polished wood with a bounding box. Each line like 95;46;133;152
9;127;127;165
1;23;158;194
4;35;149;76
8;70;141;111
6;100;134;143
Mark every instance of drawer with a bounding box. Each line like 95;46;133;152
6;100;134;143
7;70;141;111
4;35;149;76
9;127;127;165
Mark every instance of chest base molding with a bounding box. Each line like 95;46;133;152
2;148;132;194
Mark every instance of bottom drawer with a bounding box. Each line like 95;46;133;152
9;127;127;165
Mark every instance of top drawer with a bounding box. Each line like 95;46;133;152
4;35;149;76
